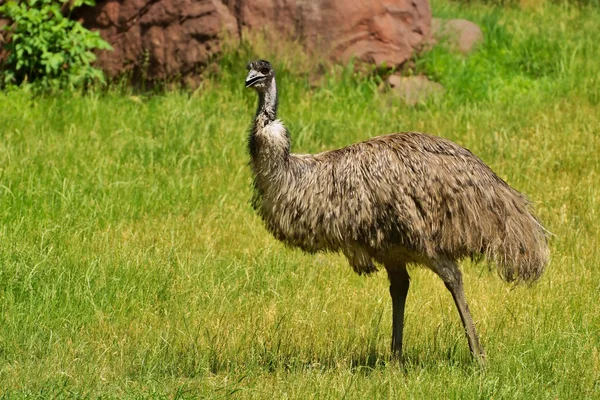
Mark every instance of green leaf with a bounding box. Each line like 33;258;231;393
1;0;110;90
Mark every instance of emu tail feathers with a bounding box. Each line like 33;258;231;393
488;199;549;284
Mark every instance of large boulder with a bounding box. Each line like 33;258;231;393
230;0;432;66
75;0;238;81
75;0;432;82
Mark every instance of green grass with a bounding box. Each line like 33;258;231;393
1;1;600;398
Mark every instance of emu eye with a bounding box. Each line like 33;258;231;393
260;67;269;75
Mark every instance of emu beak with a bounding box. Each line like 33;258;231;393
245;70;265;88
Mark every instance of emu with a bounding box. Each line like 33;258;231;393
245;60;548;363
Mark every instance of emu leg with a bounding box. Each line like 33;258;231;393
386;265;410;359
436;261;486;362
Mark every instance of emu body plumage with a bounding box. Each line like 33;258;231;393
245;60;549;362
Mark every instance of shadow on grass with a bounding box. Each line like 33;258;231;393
249;345;480;376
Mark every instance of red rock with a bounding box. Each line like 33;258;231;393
430;18;483;55
387;74;444;105
74;0;432;83
233;0;431;66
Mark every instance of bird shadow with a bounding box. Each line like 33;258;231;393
294;346;480;376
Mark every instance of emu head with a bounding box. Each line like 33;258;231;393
245;60;274;92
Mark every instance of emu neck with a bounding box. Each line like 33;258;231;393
255;79;278;127
249;78;291;185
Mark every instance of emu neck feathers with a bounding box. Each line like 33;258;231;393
255;78;278;125
249;78;291;180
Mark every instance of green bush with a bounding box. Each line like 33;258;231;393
0;0;112;90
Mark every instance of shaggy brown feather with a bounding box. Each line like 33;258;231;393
252;131;548;281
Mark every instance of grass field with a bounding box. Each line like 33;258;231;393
1;1;600;398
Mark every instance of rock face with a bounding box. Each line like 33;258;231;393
75;0;238;81
75;0;432;82
231;0;432;66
